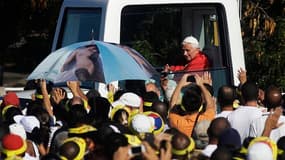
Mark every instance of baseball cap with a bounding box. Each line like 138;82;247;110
13;115;40;133
112;92;142;108
144;111;165;135
120;92;141;107
247;136;277;160
1;134;27;157
2;92;20;107
9;123;27;140
130;113;154;134
218;128;241;151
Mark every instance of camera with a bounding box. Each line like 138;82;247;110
186;75;196;82
143;133;157;149
128;145;146;156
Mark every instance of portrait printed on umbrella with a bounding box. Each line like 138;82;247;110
57;44;105;83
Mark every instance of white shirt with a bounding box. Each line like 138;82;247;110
227;106;263;142
249;113;285;142
216;111;232;118
201;144;217;157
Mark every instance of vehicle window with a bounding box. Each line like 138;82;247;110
57;8;102;49
121;4;232;95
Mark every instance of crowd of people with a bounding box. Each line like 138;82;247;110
0;36;284;160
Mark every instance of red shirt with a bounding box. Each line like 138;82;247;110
169;51;209;72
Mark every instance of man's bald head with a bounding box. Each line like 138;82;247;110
265;85;282;110
172;133;190;150
171;132;195;159
152;101;168;121
207;117;231;141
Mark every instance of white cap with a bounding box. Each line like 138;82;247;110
182;36;199;48
9;123;27;140
131;114;154;133
247;142;273;160
115;92;141;108
14;115;40;133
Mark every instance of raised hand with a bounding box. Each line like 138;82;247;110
51;88;66;104
201;71;212;85
237;67;247;84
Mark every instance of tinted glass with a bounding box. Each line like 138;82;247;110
57;8;102;49
121;4;231;95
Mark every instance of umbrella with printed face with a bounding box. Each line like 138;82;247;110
27;40;158;84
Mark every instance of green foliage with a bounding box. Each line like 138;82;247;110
0;0;62;72
242;0;285;90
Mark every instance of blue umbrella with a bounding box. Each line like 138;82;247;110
27;40;158;83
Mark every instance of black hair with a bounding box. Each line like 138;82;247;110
112;109;129;127
104;132;129;159
67;104;89;127
151;101;169;122
88;97;111;128
3;107;23;125
113;89;127;101
181;83;202;113
278;136;285;160
210;147;232;160
86;89;101;100
241;81;259;102
143;91;159;112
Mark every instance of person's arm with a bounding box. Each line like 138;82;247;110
38;143;48;156
195;72;215;110
67;81;90;110
67;81;80;97
262;107;283;137
40;79;53;116
169;74;191;109
76;82;88;101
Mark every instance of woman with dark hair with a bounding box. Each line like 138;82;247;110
169;73;215;137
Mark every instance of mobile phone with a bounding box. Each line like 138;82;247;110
187;75;196;82
128;145;146;156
